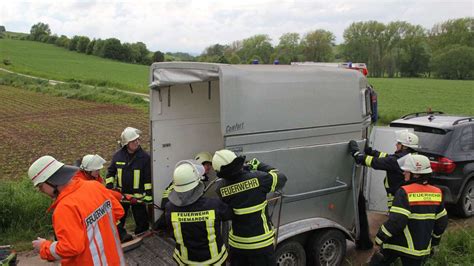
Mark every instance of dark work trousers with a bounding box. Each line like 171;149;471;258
230;248;276;266
118;202;149;235
370;249;425;266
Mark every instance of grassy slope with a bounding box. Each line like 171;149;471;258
369;78;474;124
0;38;149;93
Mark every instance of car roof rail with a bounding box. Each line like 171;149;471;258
453;117;474;125
401;111;444;120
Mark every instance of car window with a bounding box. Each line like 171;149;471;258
390;123;450;154
457;125;474;152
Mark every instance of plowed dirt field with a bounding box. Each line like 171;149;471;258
0;85;150;180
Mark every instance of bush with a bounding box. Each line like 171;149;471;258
0;177;53;248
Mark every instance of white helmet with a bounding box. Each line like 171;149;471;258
121;127;141;146
29;156;78;187
80;154;106;171
29;155;65;187
212;149;237;172
173;160;205;193
395;130;419;149
194;152;213;165
400;154;432;174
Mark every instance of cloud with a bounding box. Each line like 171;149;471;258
0;0;472;54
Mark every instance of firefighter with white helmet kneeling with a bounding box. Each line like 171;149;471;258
213;149;287;266
106;127;152;241
29;155;125;265
370;154;448;266
165;160;233;265
349;130;419;209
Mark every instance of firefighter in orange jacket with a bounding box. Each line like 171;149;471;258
77;154;123;201
29;155;125;266
370;154;448;266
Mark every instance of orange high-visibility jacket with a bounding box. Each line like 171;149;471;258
40;176;125;265
74;171;123;201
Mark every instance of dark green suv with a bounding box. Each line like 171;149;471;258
390;112;474;217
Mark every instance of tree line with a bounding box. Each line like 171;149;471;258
198;18;473;79
26;22;166;65
6;17;474;79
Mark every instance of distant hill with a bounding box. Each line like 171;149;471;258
0;38;150;93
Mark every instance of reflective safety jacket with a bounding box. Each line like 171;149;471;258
74;171;123;201
356;149;410;208
106;146;152;203
216;162;287;252
40;177;125;266
375;178;448;259
165;197;233;265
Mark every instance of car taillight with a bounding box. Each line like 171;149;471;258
430;157;456;174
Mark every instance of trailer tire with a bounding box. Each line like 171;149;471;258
306;229;346;266
275;240;306;266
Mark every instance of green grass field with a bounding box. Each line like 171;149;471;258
369;78;474;124
0;38;149;93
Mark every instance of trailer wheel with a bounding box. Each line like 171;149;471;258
306;229;346;266
275;241;306;266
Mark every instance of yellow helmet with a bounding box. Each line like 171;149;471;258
194;152;213;165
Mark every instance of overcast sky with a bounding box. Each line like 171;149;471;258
1;0;472;54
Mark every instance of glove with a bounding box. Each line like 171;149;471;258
248;158;261;170
32;237;46;251
349;140;360;157
124;194;138;205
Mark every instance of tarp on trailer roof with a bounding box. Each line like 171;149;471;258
149;62;369;136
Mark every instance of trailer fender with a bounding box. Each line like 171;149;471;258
276;217;354;245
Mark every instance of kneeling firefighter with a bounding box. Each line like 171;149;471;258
213;149;287;266
165;160;233;265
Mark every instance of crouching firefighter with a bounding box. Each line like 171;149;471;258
370;154;448;266
349;130;419;209
106;127;152;240
213;149;287;266
165;160;233;265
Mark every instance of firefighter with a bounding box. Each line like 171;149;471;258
165;160;233;265
29;155;125;265
194;151;213;182
370;154;448;266
106;127;152;239
212;149;287;266
349;130;419;209
77;154;123;201
77;154;106;182
153;151;214;231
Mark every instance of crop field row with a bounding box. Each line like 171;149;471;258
0;85;150;180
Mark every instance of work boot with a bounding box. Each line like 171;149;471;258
120;232;133;243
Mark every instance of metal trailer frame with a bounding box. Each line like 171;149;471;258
148;62;372;249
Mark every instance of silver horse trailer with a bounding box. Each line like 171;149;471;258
148;62;372;265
